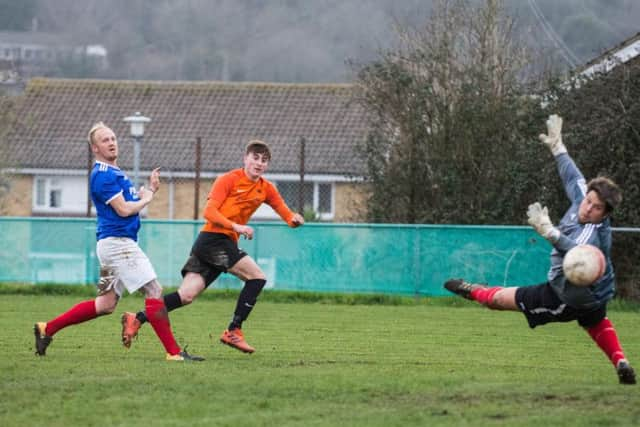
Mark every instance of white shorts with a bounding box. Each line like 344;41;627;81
96;237;157;296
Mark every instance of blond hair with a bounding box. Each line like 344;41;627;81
87;122;108;144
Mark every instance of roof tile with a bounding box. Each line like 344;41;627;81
6;78;370;175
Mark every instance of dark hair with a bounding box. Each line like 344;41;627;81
245;139;271;161
587;176;622;213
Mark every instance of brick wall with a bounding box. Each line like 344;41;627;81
147;178;214;220
334;182;369;222
1;174;32;216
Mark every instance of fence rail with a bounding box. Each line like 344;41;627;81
0;217;558;296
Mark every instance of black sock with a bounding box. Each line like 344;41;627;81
164;291;183;311
228;279;266;330
137;291;183;324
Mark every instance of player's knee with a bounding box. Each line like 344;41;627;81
488;294;503;309
95;291;118;315
248;272;266;281
142;280;163;299
179;291;197;305
488;289;515;310
97;299;117;315
101;304;117;315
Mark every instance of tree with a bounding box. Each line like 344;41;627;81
544;57;640;299
0;94;17;214
352;0;549;224
5;0;638;82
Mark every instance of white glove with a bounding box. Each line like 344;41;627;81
527;202;560;243
538;114;567;156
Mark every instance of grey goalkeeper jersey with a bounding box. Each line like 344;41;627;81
547;153;615;310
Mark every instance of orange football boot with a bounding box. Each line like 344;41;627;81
121;312;141;349
220;329;255;353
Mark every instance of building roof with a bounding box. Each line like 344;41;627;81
577;31;640;78
5;78;370;176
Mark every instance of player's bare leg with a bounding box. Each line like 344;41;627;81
177;273;207;305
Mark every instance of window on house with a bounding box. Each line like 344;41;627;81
318;183;332;213
50;189;61;208
34;178;63;210
276;181;333;218
35;178;45;206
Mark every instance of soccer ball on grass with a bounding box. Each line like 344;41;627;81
562;244;606;287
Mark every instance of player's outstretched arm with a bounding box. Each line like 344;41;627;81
540;115;588;204
539;114;567;156
527;202;586;252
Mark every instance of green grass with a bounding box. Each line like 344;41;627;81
2;289;640;427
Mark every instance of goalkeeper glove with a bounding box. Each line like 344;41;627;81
539;114;567;156
527;202;560;243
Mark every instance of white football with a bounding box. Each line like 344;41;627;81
562;244;606;287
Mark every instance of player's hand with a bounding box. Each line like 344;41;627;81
291;213;305;227
538;114;567;156
137;185;153;202
148;167;161;193
527;202;560;243
233;223;254;240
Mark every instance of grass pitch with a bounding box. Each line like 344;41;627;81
1;289;639;427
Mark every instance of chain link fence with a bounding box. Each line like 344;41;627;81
1;136;365;222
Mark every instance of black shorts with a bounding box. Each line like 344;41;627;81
180;232;248;287
515;283;606;329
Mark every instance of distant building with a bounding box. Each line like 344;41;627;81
0;58;24;95
0;30;107;81
2;78;370;222
576;31;640;78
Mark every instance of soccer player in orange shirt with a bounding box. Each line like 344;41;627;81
122;140;304;353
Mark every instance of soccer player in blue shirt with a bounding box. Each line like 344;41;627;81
444;114;635;385
33;122;203;362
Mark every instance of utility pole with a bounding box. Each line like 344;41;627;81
194;137;201;220
298;136;306;213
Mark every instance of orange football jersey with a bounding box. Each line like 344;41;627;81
202;168;296;241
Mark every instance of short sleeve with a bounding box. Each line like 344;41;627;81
92;171;122;204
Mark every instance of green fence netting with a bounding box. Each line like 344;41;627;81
0;217;552;296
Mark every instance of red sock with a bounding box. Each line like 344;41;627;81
587;317;626;367
470;287;503;306
145;298;180;355
45;300;98;336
